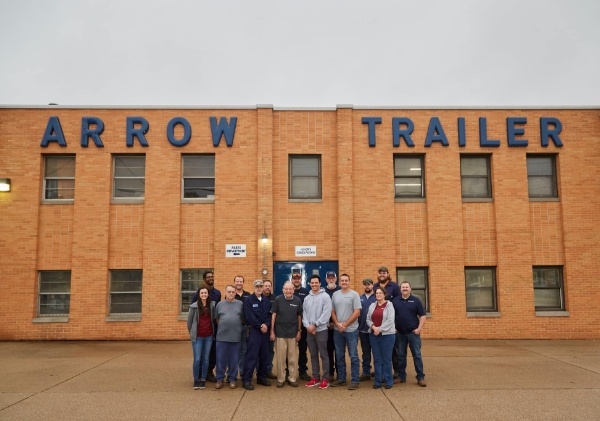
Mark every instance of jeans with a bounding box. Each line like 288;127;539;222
359;331;372;375
191;336;213;381
370;333;394;387
216;340;241;383
333;329;360;383
396;332;425;381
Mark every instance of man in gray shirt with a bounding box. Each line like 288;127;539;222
330;273;362;390
215;285;244;390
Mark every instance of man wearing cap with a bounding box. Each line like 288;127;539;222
270;281;302;388
291;270;311;381
262;279;277;379
242;280;272;390
324;271;340;380
373;266;401;301
358;278;376;381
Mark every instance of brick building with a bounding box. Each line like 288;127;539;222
0;105;598;340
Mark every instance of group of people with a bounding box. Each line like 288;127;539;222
186;267;427;391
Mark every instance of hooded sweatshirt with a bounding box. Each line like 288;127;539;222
302;287;332;332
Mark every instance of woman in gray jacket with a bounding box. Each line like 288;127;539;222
366;287;396;389
187;287;216;390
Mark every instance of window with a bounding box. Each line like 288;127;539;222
533;266;565;311
394;155;424;198
38;271;71;315
397;268;429;312
44;156;75;200
461;155;491;198
527;155;557;198
465;267;497;311
113;156;145;198
180;268;213;313
109;270;142;314
182;155;215;199
289;155;321;199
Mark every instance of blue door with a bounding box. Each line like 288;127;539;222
272;261;339;296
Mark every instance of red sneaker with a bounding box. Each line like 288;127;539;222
318;379;329;389
305;378;321;387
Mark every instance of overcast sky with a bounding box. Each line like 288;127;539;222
1;0;598;107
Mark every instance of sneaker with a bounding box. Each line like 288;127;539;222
347;382;360;390
305;378;321;387
330;380;347;387
318;379;329;389
199;380;206;389
417;379;427;387
215;381;223;389
359;374;371;381
229;381;237;389
299;373;311;381
193;380;200;390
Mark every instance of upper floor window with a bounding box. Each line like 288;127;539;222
182;155;215;199
38;271;71;316
465;267;497;312
109;270;142;314
533;266;565;311
461;155;491;198
44;156;75;201
113;156;145;199
397;267;429;312
394;155;424;198
289;155;321;199
527;155;558;198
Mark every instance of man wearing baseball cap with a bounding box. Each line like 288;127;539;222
242;280;272;390
358;278;376;381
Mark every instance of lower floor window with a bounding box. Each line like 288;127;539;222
397;267;429;312
465;267;497;311
180;268;212;313
110;270;142;314
533;266;565;311
39;271;71;316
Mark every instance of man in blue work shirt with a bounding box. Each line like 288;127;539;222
392;281;427;387
242;279;272;390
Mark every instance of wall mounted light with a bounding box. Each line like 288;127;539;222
261;226;268;278
0;178;11;192
261;232;268;243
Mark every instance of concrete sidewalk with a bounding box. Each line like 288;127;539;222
0;340;599;421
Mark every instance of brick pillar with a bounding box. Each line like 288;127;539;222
257;105;274;280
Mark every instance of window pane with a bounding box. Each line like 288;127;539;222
183;179;215;198
534;289;561;308
291;177;319;198
45;156;75;177
461;178;488;197
465;269;493;287
183;156;215;177
461;157;488;176
45;179;75;200
292;158;319;176
466;289;494;309
528;176;553;197
40;271;71;293
527;157;553;176
395;158;422;177
39;294;70;315
110;293;142;313
395;177;422;196
398;269;425;289
411;290;426;307
115;157;145;177
114;179;145;197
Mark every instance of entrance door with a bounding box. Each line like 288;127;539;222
272;261;339;296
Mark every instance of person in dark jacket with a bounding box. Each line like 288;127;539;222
242;279;272;390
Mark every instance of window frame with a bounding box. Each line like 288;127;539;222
533;266;565;311
182;155;215;201
180;268;213;314
526;155;558;199
394;154;425;199
397;267;429;312
289;154;322;200
465;267;497;312
38;270;71;316
112;155;146;201
109;270;143;315
43;155;76;202
460;154;492;199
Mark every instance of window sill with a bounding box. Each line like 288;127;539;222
529;197;560;202
394;197;426;203
41;199;74;205
177;314;187;321
535;311;569;317
467;311;501;318
105;314;142;322
111;198;144;205
33;316;69;323
462;198;493;203
288;199;322;203
182;198;215;204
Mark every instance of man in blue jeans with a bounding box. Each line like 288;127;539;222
392;281;427;387
330;273;362;390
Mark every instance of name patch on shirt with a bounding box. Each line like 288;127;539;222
253;304;259;307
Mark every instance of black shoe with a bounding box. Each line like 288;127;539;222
299;373;311;381
257;378;271;386
193;380;200;390
199;380;206;389
359;374;371;381
384;384;393;389
206;372;217;383
373;384;381;389
267;372;277;379
243;383;254;390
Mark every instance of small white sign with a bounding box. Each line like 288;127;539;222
295;245;317;257
226;244;247;257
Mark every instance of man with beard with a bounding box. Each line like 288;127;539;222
291;269;311;381
373;266;401;301
358;278;376;381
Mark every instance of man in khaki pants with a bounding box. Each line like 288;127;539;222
270;281;303;387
